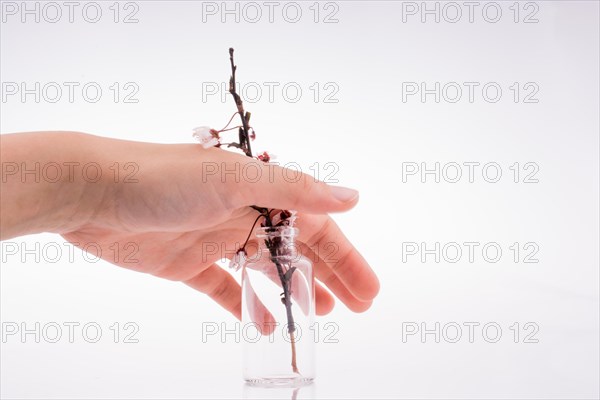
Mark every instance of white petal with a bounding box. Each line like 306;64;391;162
238;251;247;266
201;137;219;149
228;250;247;271
192;126;213;141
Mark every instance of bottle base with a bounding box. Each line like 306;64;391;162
245;375;314;388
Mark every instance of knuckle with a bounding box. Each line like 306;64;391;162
330;247;354;274
208;279;231;300
306;217;333;248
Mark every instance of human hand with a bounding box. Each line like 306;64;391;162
1;132;380;320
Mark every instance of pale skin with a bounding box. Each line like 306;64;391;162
0;131;380;322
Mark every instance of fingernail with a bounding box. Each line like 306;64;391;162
330;185;359;202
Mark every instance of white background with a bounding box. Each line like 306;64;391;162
1;1;599;398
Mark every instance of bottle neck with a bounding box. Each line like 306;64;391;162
255;226;299;240
255;226;299;260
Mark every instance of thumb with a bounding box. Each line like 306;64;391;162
233;159;359;214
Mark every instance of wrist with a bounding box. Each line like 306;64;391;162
0;131;112;238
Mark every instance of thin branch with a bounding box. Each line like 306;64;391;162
227;48;299;374
241;213;264;251
228;48;253;157
219;125;244;133
217;112;240;133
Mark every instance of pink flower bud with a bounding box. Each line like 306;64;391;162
257;151;274;163
228;249;247;271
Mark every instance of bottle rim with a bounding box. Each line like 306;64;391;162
256;226;299;238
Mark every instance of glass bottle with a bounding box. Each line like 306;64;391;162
242;225;315;386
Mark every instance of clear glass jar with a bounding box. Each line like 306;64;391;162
242;226;315;386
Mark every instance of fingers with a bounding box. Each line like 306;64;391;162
242;269;277;335
184;263;277;335
184;264;242;320
223;154;359;214
298;242;373;313
244;239;336;315
297;214;380;303
315;281;336;315
245;263;334;315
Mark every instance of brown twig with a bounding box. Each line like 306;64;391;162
228;48;253;157
228;48;299;374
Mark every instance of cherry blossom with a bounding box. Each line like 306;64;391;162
229;249;247;271
192;126;220;148
257;151;276;163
